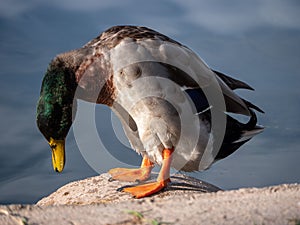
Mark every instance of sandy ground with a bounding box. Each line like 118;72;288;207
0;173;299;225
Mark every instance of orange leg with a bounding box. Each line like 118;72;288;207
122;148;174;198
108;156;154;182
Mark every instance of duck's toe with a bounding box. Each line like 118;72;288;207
121;179;170;198
108;167;152;182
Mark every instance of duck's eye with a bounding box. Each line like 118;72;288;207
50;144;57;149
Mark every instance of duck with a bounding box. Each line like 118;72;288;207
36;25;264;198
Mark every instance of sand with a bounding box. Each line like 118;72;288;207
0;173;299;225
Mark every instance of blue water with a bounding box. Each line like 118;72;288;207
0;1;300;204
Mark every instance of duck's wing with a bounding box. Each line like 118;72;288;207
106;41;250;116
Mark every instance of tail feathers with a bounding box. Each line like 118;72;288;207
215;109;264;160
215;139;250;160
235;125;264;144
243;98;264;113
214;69;265;114
206;69;264;161
213;70;254;91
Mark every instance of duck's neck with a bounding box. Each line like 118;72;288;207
68;50;115;106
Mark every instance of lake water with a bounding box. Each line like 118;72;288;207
0;1;299;204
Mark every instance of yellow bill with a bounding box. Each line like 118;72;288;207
49;138;65;173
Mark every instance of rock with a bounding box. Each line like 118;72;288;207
1;183;300;225
37;173;221;206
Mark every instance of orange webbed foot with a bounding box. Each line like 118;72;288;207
108;167;152;182
121;179;170;198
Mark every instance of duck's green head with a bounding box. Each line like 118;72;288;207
36;58;77;173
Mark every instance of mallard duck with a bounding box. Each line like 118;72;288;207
37;25;263;198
